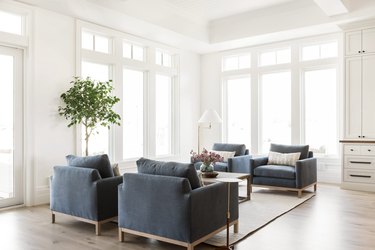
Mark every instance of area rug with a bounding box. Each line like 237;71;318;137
204;187;315;247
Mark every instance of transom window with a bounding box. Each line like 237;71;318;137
0;10;23;35
259;48;291;66
156;50;172;67
301;41;338;61
123;42;144;61
222;54;251;71
81;31;111;54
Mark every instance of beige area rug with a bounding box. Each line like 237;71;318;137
204;187;315;247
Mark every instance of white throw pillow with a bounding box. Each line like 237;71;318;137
209;150;236;162
267;151;301;167
112;163;121;176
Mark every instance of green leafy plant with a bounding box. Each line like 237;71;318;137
58;77;121;156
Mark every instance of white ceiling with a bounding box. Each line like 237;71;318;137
15;0;375;53
160;0;296;23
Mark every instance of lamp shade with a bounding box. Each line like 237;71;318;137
198;109;222;124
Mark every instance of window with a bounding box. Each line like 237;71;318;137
155;74;172;156
156;50;172;67
259;48;291;66
301;42;338;61
81;61;110;155
0;11;22;35
304;68;337;155
81;31;110;54
123;69;144;159
222;54;251;71
123;42;144;61
78;21;179;161
260;71;291;153
225;77;251;147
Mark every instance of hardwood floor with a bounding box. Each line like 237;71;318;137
0;184;374;250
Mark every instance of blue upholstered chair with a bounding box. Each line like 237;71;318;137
193;143;251;173
118;158;239;250
50;154;122;235
250;144;317;197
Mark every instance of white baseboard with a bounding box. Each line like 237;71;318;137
35;185;50;205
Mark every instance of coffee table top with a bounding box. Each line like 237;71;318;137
199;171;250;183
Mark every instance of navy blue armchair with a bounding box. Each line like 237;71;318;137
250;144;317;197
118;158;239;250
193;143;251;173
50;154;122;235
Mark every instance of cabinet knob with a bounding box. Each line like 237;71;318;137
358;135;361;138
363;50;366;53
368;149;371;152
358;51;361;53
350;149;354;151
363;136;366;138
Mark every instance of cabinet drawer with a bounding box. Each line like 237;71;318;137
360;145;375;156
344;170;375;183
344;156;375;169
344;145;361;155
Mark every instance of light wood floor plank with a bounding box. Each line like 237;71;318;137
0;184;374;249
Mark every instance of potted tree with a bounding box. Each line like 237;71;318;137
58;77;121;156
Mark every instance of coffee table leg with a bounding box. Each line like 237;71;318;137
247;176;251;200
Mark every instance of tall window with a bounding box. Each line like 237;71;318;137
123;69;144;159
222;54;251;71
304;68;337;155
259;48;291;66
156;50;172;67
81;61;110;155
155;74;172;156
225;77;251;147
123;42;144;61
260;71;291;153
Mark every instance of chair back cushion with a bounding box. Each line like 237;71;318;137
212;143;246;156
268;151;301;167
66;154;114;178
270;144;309;160
136;158;201;189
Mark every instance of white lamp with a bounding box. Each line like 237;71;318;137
197;109;222;152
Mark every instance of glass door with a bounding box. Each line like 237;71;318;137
0;46;23;208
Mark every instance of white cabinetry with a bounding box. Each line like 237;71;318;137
345;27;375;56
345;28;375;140
345;55;375;139
341;143;375;192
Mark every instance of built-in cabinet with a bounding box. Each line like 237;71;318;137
345;55;375;139
341;142;375;192
342;26;375;191
345;27;375;56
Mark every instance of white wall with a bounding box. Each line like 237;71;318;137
199;53;222;150
31;8;76;204
27;7;200;205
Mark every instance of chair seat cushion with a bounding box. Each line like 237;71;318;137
136;158;201;189
254;165;296;179
213;162;228;172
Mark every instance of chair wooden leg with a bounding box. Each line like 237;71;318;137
187;244;194;250
298;190;302;198
233;222;239;233
314;183;317;192
119;228;124;242
51;212;55;224
95;222;101;236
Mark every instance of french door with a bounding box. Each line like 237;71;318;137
0;46;23;208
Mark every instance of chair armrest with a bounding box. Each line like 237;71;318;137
228;155;252;173
50;166;101;220
250;157;268;175
96;176;123;220
190;182;238;242
295;158;317;189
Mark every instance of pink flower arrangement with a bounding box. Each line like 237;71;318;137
190;148;224;166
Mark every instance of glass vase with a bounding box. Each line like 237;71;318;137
200;162;214;172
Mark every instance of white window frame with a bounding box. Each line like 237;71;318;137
221;34;342;160
76;21;180;168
